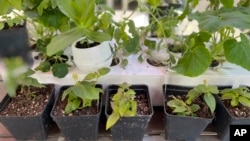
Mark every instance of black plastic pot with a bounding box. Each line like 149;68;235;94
0;23;33;65
105;85;154;141
213;93;250;141
0;84;55;140
51;85;102;141
163;84;214;141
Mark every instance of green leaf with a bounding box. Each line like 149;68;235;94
62;87;73;101
221;92;236;100
120;59;128;68
52;63;69;78
0;0;9;15
207;85;219;94
172;45;212;77
231;98;239;107
203;93;216;113
84;72;97;81
8;0;22;10
46;27;83;56
37;0;50;15
85;31;111;43
119;101;130;116
220;0;234;9
35;61;51;72
190;104;200;113
98;67;110;76
56;0;79;24
144;39;156;50
124;35;140;53
186;89;202;104
224;34;250;71
173;106;187;113
239;96;250;107
106;112;120;130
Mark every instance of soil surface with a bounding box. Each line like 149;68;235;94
52;93;99;116
0;84;54;116
165;95;213;118
223;100;250;118
76;42;99;49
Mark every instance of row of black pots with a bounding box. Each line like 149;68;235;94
0;84;153;141
0;84;246;141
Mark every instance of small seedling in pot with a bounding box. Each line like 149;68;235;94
61;68;110;114
220;86;250;107
106;82;137;130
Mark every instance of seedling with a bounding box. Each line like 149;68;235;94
186;80;219;114
167;96;200;117
106;82;137;130
61;68;110;114
220;86;250;107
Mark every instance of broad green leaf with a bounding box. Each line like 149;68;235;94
85;31;111;43
173;106;187;113
35;61;51;72
120;59;128;68
124;35;140;53
106;112;120;130
23;68;35;76
239;96;250;107
78;0;96;28
22;77;44;88
0;0;9;15
46;27;83;56
52;63;69;78
8;0;22;10
224;34;250;71
111;102;119;113
207;85;219;94
112;93;122;101
56;0;79;24
144;39;156;50
203;93;216;113
186;89;202;104
98;67;110;76
220;0;234;9
130;101;137;113
119;102;130;116
84;85;101;100
241;92;250;99
62;87;73;101
73;84;85;100
172;45;212;77
84;72;97;81
221;92;236;100
190;8;250;32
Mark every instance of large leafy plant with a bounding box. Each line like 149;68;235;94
46;0;113;56
172;0;250;77
62;68;110;114
220;86;250;107
106;82;137;130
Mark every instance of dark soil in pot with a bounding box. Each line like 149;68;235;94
76;41;100;49
165;95;213;118
0;84;54;116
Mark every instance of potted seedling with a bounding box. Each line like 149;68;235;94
0;58;55;140
105;82;153;141
214;86;250;141
51;67;110;141
163;80;219;141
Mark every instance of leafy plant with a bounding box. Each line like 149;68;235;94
220;86;250;107
186;80;219;113
2;57;44;97
167;96;200;117
172;0;250;77
61;67;110;114
46;0;113;56
106;82;137;130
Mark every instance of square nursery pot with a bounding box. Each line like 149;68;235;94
213;86;250;141
105;84;154;141
163;84;214;141
0;84;55;140
51;85;103;141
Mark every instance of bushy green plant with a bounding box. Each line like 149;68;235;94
220;86;250;107
61;68;110;114
106;82;137;130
